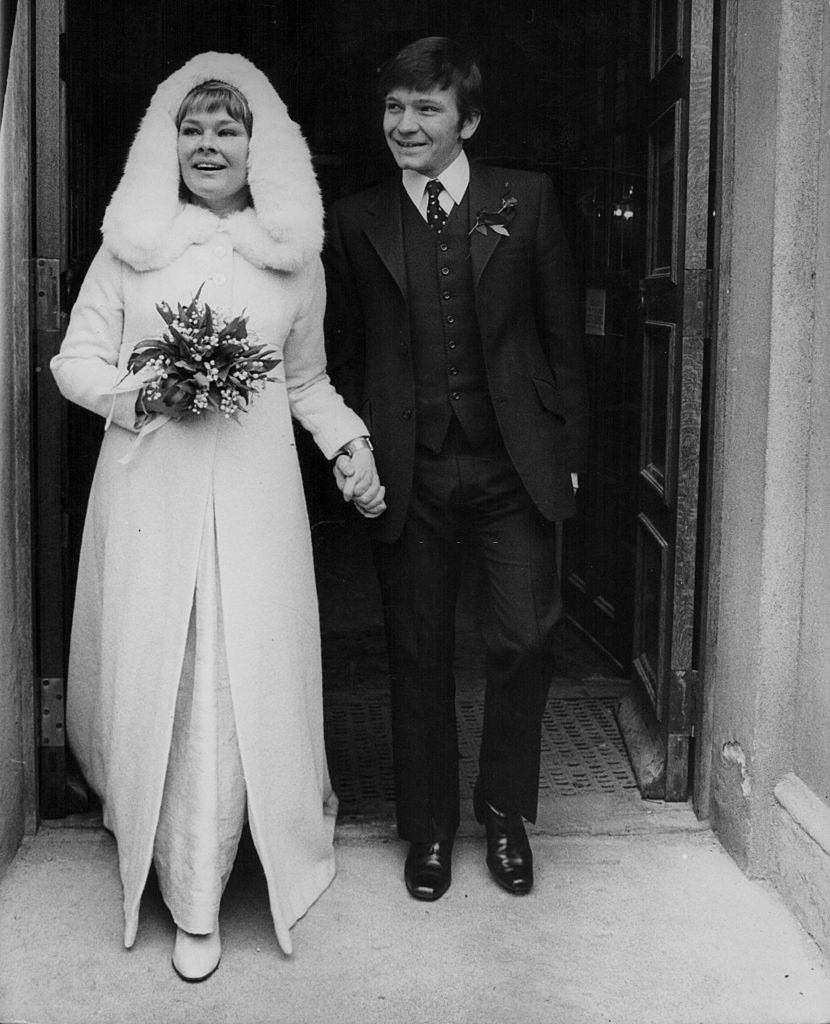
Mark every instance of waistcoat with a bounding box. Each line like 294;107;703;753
401;187;499;452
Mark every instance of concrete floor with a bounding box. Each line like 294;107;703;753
2;804;830;1024
7;520;830;1022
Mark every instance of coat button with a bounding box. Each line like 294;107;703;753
449;366;458;375
446;315;455;324
452;391;461;401
442;291;451;300
439;243;449;252
441;267;450;276
403;408;412;419
448;340;457;349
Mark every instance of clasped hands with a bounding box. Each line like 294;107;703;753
333;448;386;518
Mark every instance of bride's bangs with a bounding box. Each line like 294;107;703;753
176;81;253;135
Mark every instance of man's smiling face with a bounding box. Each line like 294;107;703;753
383;85;480;179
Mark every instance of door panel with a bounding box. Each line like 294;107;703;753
620;0;713;800
648;103;681;280
641;320;677;500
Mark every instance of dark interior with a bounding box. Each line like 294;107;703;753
62;0;650;663
55;0;652;814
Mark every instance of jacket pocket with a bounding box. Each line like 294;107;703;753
532;377;566;421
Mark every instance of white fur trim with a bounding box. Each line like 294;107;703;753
101;53;323;272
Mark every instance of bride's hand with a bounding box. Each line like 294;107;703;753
136;389;184;420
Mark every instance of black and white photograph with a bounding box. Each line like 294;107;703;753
2;2;830;1022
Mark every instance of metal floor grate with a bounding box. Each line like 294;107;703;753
325;691;637;815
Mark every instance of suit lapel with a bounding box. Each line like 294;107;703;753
363;179;408;300
361;165;508;295
468;164;510;288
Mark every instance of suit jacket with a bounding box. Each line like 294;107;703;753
324;160;588;544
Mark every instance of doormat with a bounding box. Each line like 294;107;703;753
325;692;637;816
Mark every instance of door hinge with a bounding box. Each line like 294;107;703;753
670;667;699;735
33;258;61;332
39;677;67;819
40;676;65;748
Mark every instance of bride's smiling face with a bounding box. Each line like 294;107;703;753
177;108;250;216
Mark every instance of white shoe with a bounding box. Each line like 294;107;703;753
172;926;221;982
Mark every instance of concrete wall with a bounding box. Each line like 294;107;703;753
796;7;830;809
0;0;34;876
767;0;830;957
705;0;830;956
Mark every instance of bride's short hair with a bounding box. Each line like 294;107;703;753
176;80;253;136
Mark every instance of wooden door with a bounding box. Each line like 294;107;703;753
558;1;651;672
618;0;713;800
32;0;70;819
36;0;713;815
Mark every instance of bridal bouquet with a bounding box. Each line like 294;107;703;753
128;286;280;419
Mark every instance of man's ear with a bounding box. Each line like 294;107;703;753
460;111;481;141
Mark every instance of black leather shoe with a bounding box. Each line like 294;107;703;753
473;781;533;895
404;839;454;901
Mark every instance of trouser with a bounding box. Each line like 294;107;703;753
372;430;562;843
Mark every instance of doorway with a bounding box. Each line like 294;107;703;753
34;0;711;819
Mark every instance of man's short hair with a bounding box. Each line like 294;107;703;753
379;36;483;126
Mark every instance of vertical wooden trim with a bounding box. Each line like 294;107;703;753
5;0;38;838
32;0;67;819
33;0;65;263
693;0;734;822
684;0;715;270
670;323;704;701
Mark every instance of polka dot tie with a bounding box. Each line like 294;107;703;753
426;179;448;233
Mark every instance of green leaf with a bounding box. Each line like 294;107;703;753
156;302;175;326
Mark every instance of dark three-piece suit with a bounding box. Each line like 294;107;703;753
324;160;588;842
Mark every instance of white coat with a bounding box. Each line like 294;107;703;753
50;53;367;955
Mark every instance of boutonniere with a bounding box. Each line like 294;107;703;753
470;183;518;237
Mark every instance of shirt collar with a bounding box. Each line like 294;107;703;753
402;150;470;208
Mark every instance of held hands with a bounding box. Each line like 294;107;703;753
333;448;387;518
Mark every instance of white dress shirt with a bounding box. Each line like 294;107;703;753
402;150;470;221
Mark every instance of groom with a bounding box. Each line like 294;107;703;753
325;36;587;900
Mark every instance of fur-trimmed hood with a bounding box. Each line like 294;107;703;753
101;52;323;273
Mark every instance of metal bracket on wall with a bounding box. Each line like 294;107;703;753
34;258;61;333
39;676;66;818
40;676;65;746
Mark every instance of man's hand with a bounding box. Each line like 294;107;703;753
333;449;387;518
